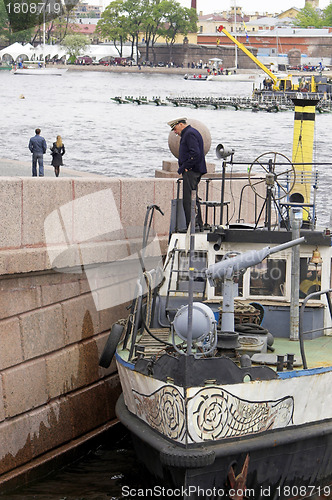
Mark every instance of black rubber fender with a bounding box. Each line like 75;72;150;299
160;446;215;468
99;323;124;368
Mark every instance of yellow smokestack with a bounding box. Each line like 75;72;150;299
291;98;319;219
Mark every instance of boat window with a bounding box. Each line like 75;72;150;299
299;257;321;299
177;251;207;291
214;255;244;297
249;259;286;297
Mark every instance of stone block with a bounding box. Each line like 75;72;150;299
0;416;33;475
61;294;99;345
0;318;23;370
120;178;155;229
72;178;121;213
78;276;91;295
104;374;122;420
0;379;5;422
20;304;64;360
30;400;73;459
3;359;48;418
162;160;178;172
78;339;100;386
155;170;178;178
46;345;85;399
22;178;74;247
152;179;176;236
0;247;47;276
40;279;80;307
206;162;216;173
0;283;41;320
69;382;109;438
158;161;215;175
98;303;127;334
0;179;22;249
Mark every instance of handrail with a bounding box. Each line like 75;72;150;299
299;288;332;369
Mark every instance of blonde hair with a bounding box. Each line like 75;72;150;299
56;135;63;148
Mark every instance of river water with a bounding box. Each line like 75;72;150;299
1;69;332;498
1;69;331;224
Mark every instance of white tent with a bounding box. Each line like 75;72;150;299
0;42;67;62
83;44;138;61
35;44;67;60
0;42;31;62
0;42;137;62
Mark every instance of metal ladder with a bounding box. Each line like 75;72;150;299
164;240;207;317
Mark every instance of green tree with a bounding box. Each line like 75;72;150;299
295;4;324;28
323;3;332;26
97;0;145;61
141;0;174;63
0;1;33;45
97;0;197;63
159;1;197;62
46;11;77;44
61;33;87;62
96;0;128;56
122;0;146;61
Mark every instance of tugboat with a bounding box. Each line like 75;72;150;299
100;98;332;499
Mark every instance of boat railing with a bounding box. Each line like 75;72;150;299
175;176;254;230
299;288;332;368
174;161;320;230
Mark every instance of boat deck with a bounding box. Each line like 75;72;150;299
124;329;332;372
269;335;332;369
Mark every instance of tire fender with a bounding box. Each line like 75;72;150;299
99;323;124;368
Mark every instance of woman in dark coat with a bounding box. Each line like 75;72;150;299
50;135;65;177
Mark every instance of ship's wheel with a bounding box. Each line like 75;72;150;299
247;152;296;229
248;152;296;200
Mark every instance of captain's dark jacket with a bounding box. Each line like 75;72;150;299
178;125;207;175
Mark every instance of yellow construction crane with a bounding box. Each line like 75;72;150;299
217;25;317;93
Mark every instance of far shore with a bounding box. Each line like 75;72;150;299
46;64;331;78
52;63;260;76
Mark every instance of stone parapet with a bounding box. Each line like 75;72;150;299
156;160;217;178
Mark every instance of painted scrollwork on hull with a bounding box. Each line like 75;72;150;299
188;387;294;442
133;385;186;441
132;385;294;444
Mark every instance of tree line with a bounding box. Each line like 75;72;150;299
1;0;332;57
95;0;197;63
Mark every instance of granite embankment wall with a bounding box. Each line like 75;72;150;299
0;175;256;489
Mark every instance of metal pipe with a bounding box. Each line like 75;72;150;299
299;287;332;369
220;160;227;225
186;189;196;355
290;208;302;341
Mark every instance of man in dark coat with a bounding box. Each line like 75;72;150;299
168;118;207;230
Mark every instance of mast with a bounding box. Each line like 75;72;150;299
42;6;45;67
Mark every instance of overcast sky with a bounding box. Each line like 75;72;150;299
178;0;330;14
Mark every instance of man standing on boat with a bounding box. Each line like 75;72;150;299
28;128;47;177
168;118;207;231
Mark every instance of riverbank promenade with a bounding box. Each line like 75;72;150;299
0;158;99;177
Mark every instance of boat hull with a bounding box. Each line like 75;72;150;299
13;68;67;75
117;394;332;499
207;74;258;82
